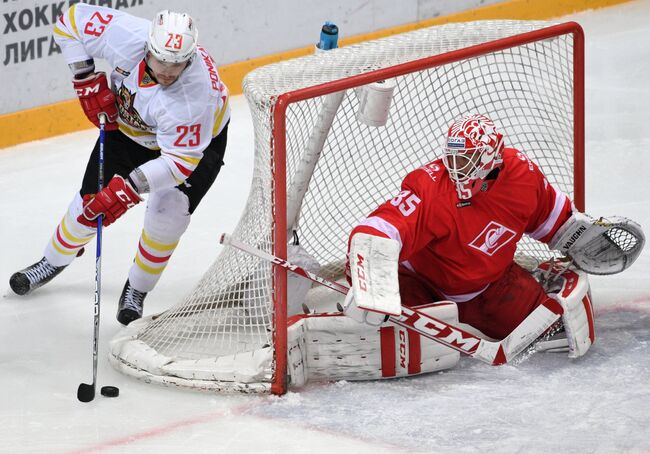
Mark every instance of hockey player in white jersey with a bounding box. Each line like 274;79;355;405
9;5;231;325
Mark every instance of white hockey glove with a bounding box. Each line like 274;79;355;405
549;212;645;275
342;233;402;326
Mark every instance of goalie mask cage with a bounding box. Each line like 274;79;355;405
110;20;584;395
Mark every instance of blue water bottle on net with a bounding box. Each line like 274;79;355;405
317;21;339;50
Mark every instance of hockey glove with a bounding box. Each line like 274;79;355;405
72;72;119;130
78;176;142;228
342;233;402;325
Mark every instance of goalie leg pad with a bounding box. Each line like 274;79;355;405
287;302;460;387
548;268;595;358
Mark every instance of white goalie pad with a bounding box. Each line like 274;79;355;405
549;213;645;275
544;266;595;358
287;302;460;387
348;233;402;316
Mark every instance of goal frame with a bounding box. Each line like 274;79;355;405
269;21;585;394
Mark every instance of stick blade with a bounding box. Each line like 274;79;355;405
77;383;95;402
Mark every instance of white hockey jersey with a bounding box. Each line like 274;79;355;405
53;4;230;192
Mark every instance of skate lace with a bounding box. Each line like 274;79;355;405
24;259;59;285
122;285;145;314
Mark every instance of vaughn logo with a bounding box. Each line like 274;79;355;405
561;225;587;252
469;221;517;256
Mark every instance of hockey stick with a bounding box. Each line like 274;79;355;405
220;233;564;365
77;114;106;403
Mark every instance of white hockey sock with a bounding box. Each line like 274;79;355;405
44;193;95;267
128;188;190;292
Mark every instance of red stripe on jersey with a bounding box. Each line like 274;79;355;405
174;161;193;177
538;196;573;244
380;326;396;377
407;329;421;375
138;242;171;264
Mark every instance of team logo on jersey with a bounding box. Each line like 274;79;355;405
469;221;516;256
116;85;154;133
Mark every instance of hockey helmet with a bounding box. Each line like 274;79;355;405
147;10;198;64
442;114;504;200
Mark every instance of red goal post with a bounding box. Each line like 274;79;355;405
110;21;585;395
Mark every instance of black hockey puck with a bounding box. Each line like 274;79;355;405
100;386;119;398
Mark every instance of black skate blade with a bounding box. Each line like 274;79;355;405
77;383;95;402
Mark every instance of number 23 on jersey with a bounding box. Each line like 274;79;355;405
84;12;114;37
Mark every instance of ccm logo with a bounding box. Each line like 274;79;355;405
401;309;481;354
469;221;516;256
75;84;100;97
115;190;137;208
356;253;367;292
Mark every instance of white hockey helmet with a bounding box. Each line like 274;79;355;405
147;10;198;64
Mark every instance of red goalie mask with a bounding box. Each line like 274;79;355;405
442;114;504;200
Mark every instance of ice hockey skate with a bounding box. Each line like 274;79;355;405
9;257;67;296
117;280;147;326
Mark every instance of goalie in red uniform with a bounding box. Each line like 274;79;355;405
287;113;644;386
342;114;645;360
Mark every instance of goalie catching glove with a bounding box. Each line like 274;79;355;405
78;175;142;228
342;233;402;326
549;212;645;275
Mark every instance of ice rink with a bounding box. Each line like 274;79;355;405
1;1;650;453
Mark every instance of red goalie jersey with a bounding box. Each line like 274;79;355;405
349;147;573;303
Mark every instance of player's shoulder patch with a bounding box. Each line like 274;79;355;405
502;147;539;174
406;159;455;199
195;46;225;95
416;159;446;183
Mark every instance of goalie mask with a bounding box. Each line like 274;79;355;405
147;10;198;64
442;114;504;200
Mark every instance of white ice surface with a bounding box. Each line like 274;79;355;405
1;2;650;453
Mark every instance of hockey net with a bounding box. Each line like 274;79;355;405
110;20;584;394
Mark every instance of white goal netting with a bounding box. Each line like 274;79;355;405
110;20;583;394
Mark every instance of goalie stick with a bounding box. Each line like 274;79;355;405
220;233;564;365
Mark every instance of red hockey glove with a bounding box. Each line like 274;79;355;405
78;176;142;228
72;72;119;130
